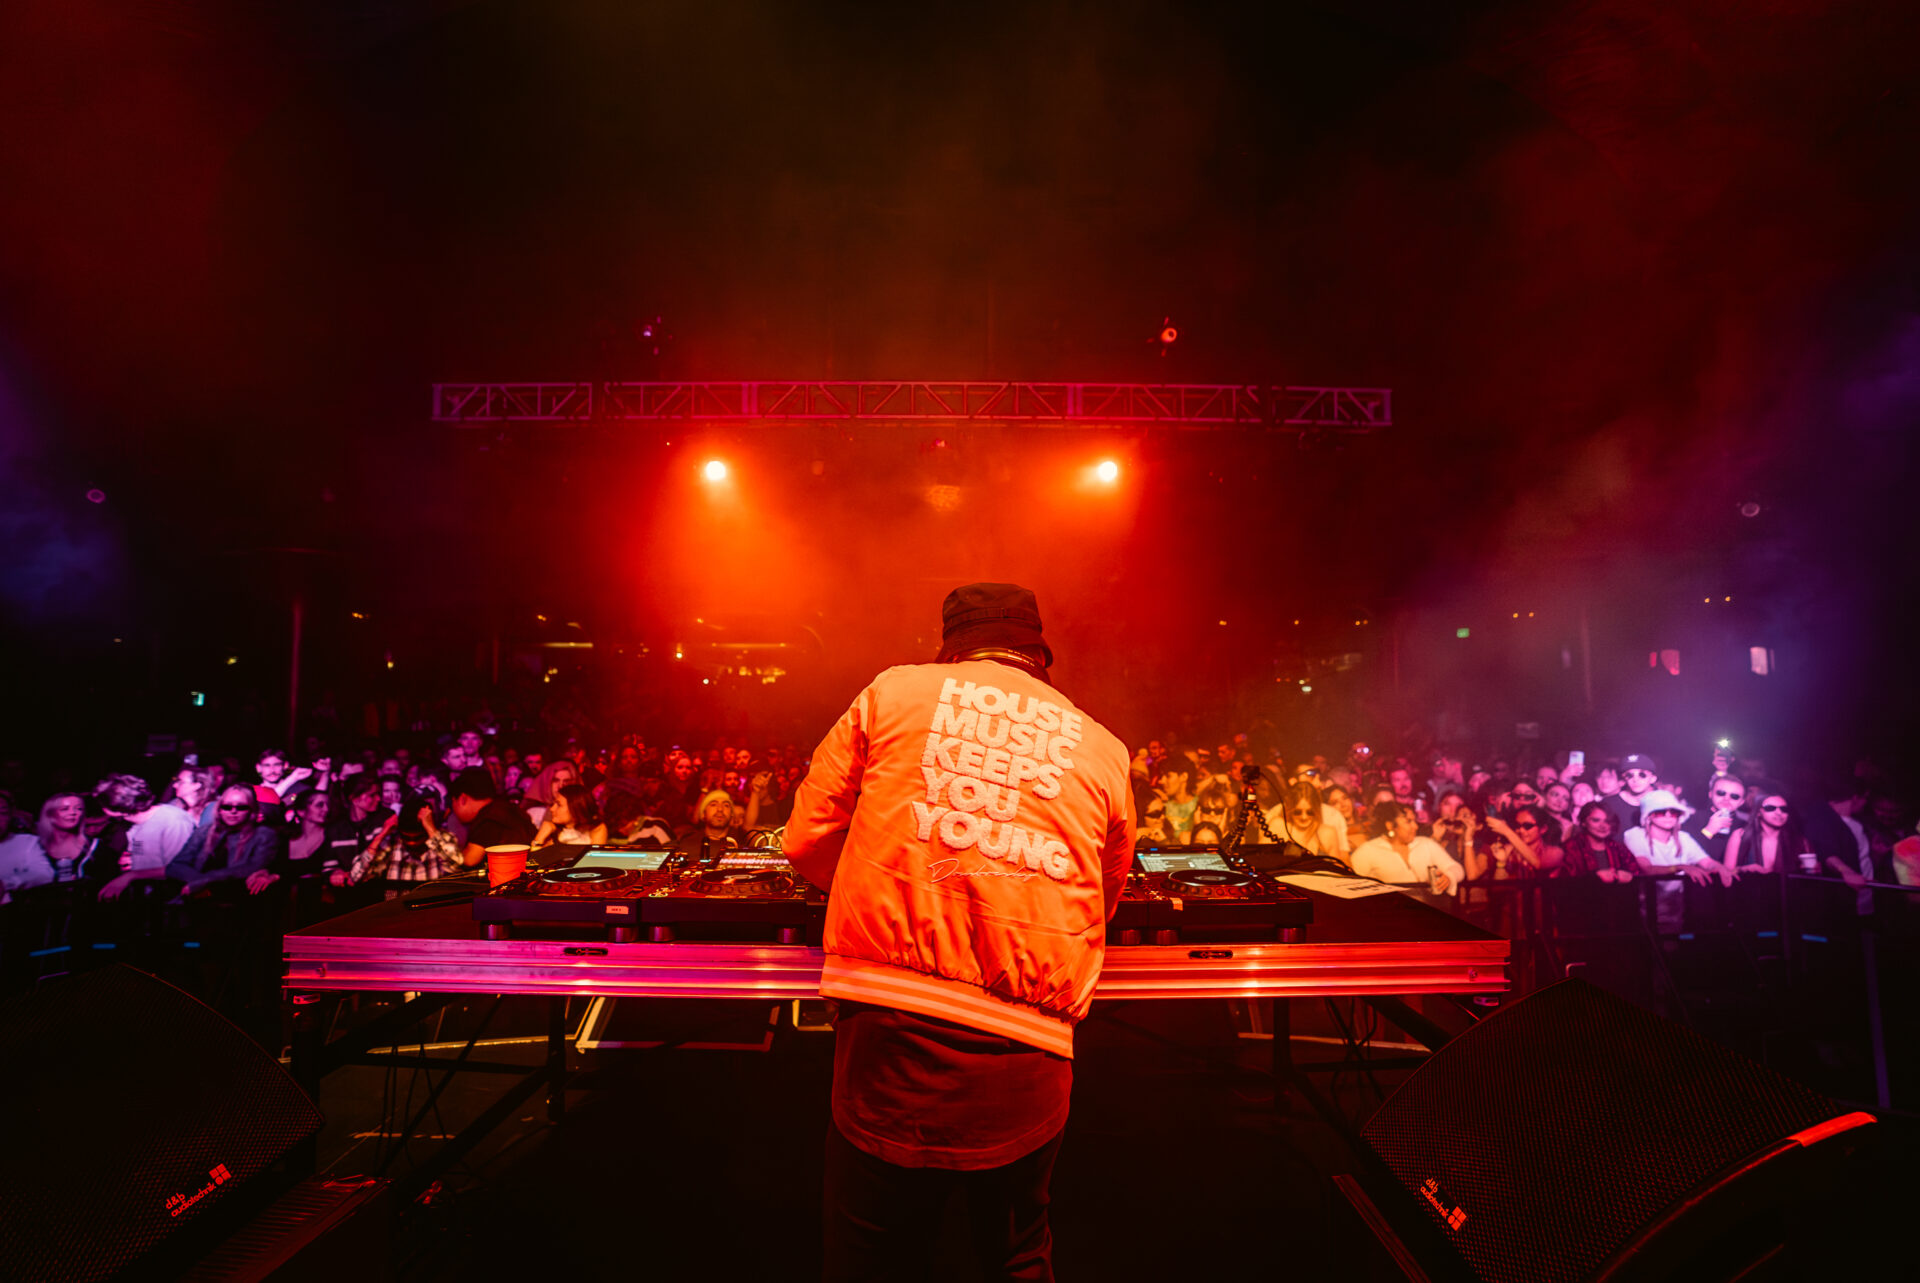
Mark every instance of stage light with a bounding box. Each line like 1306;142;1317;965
85;488;105;504
1096;459;1120;483
703;459;729;482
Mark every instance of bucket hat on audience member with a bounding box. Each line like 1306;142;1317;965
1638;790;1684;824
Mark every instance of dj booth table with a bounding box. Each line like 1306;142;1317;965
282;887;1507;1192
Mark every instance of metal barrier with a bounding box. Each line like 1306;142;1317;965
1447;870;1915;1112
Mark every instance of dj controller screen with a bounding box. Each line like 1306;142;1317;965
572;850;672;873
1135;850;1232;875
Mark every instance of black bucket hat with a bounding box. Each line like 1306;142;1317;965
938;582;1053;668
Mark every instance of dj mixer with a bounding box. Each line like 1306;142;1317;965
473;843;1310;945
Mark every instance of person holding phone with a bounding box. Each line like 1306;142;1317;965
1350;802;1467;894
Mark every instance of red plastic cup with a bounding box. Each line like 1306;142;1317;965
486;845;530;887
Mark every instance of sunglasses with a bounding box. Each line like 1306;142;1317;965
1652;809;1683;818
1760;803;1789;813
1710;790;1742;800
218;803;253;813
1514;821;1540;830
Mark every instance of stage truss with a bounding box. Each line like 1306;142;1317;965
432;381;1391;432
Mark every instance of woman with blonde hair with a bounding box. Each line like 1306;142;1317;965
522;760;581;827
36;793;88;882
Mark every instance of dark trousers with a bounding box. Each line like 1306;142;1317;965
823;1122;1064;1282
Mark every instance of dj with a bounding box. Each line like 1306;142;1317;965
784;583;1135;1281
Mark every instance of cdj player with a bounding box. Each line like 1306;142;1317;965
1110;845;1312;945
473;846;826;944
476;842;1308;947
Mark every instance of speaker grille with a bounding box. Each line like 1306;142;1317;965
0;966;323;1283
1360;979;1839;1283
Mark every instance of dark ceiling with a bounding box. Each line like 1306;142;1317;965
2;0;1916;753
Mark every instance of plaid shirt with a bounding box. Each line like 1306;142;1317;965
347;829;460;885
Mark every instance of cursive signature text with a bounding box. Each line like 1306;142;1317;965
929;858;1040;883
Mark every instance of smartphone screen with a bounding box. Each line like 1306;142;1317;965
1568;750;1585;767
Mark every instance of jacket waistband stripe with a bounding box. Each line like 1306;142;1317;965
821;959;1073;1036
821;959;1076;1057
826;964;1069;1036
824;978;1071;1057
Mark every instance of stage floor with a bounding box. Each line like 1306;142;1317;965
302;989;1434;1280
283;885;1506;1277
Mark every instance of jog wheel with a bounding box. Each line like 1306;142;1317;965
535;866;640;896
691;868;794;897
1167;869;1257;899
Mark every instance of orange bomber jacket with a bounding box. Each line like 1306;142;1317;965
782;659;1138;1058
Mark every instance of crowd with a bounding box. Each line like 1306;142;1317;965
2;723;1916;930
1130;738;1917;900
0;730;812;912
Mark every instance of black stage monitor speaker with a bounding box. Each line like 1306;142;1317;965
1357;978;1874;1283
0;966;324;1282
